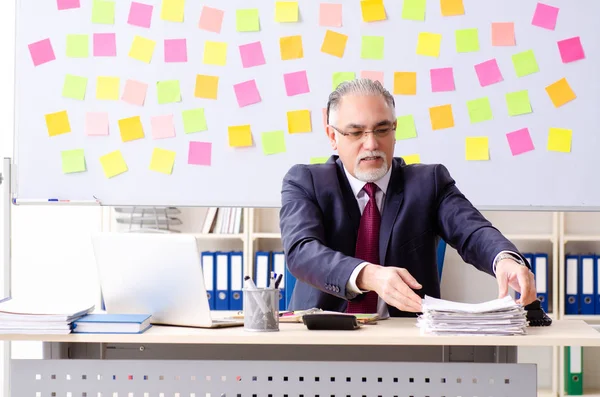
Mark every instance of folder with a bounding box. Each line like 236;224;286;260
595;256;600;315
533;253;548;313
254;251;271;288
565;255;580;315
564;346;583;395
201;251;216;310
516;253;535;301
215;251;230;310
285;257;296;310
229;251;244;311
580;254;596;315
272;251;286;311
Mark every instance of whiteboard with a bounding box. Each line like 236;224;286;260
13;0;600;208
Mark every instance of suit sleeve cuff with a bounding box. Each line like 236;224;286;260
492;251;524;275
346;262;370;296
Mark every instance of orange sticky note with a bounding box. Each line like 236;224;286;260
45;110;71;137
360;0;386;22
287;110;312;133
321;30;348;58
228;125;253;147
429;104;454;130
440;0;464;16
194;74;219;99
393;72;416;95
99;150;128;178
545;77;576;108
492;22;515;46
280;35;303;60
118;116;145;142
150;147;176;174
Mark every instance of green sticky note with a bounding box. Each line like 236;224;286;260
61;149;86;174
361;36;384;60
512;49;539;77
310;157;329;164
261;130;286;155
66;34;89;58
236;9;260;32
182;108;207;133
62;74;87;100
456;28;479;52
332;72;355;90
402;0;426;21
467;97;493;123
157;80;181;104
506;90;532;116
92;0;115;24
395;115;417;140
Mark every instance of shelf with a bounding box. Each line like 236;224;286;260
563;234;600;242
251;232;282;239
505;234;554;241
562;315;600;322
537;389;554;397
192;233;245;240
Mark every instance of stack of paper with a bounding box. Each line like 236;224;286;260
417;295;527;336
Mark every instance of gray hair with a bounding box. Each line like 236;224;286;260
326;78;395;126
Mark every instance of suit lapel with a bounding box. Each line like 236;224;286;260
379;160;405;265
335;158;361;235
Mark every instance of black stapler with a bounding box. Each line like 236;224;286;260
524;299;552;327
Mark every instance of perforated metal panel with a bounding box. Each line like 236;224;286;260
12;359;536;397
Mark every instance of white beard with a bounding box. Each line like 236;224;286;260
354;151;388;182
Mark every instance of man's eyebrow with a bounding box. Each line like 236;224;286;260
344;120;392;129
344;123;366;129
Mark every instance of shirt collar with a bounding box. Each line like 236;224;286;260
343;163;392;199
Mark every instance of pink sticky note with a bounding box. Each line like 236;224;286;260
492;22;515;46
128;2;153;28
506;128;535;156
199;6;224;33
122;79;148;106
85;112;109;136
57;0;80;10
28;38;56;66
188;141;212;166
93;33;116;57
239;41;266;68
283;70;309;96
151;115;175;139
361;71;384;85
532;2;559;30
557;36;585;63
474;59;503;87
430;67;455;92
164;39;187;63
233;80;261;107
319;3;342;27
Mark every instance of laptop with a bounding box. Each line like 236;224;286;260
91;232;244;328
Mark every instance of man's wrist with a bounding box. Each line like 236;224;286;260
356;263;381;291
493;251;525;274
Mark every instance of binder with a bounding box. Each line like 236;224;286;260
272;251;286;311
201;251;216;310
215;251;230;310
516;253;535;301
596;256;600;315
580;254;596;315
254;251;271;288
229;251;244;311
564;346;583;395
565;255;580;315
285;258;297;310
533;253;548;313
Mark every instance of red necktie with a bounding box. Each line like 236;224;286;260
346;182;380;314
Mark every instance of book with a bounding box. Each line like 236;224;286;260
73;314;152;334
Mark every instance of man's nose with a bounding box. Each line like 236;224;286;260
362;132;379;150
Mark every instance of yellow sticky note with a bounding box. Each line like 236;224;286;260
393;72;416;95
96;76;120;100
360;0;386;22
416;32;442;57
118;116;145;142
228;125;253;147
441;0;464;16
429;104;455;130
309;157;329;164
547;128;572;153
545;78;576;108
280;35;303;60
129;36;156;63
321;30;348;58
45;110;71;137
161;0;185;22
150;148;176;174
466;137;489;161
275;1;298;22
203;41;227;66
194;74;219;99
99;150;128;178
287;110;312;133
402;154;421;164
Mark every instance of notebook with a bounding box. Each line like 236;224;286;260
73;314;152;334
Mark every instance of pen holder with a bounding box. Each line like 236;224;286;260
243;288;280;332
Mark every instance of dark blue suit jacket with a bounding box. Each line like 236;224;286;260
279;156;527;317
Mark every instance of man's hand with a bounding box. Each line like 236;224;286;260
356;264;423;312
496;259;537;305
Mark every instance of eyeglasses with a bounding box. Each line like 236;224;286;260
328;124;395;141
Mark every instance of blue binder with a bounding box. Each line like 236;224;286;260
215;251;230;310
596;256;600;315
533;253;549;313
272;251;287;311
229;251;244;311
254;251;271;288
517;253;535;301
285;257;296;310
565;255;580;315
580;254;596;315
201;251;216;310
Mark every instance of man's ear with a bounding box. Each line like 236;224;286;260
326;126;338;150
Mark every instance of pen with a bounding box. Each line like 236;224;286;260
274;274;283;289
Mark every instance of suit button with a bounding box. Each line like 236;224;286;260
335;286;340;292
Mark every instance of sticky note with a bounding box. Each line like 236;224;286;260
199;6;224;33
157;80;181;104
393;72;417;95
310;157;329;164
361;36;384;60
66;34;89;58
228;125;253;147
118;116;145;142
492;22;515;46
332;72;355;90
321;30;348;58
545;77;576;108
505;90;532;116
151;114;175;139
188;142;212;166
280;35;303;60
456;28;479;52
284;70;310;96
532;2;559;30
93;33;116;57
150;148;176;174
194;74;219;99
128;2;153;28
203;41;227;65
441;0;464;16
28;38;56;66
100;150;128;178
430;68;454;92
287;110;312;133
160;0;185;22
402;0;426;21
557;37;585;63
402;154;421;164
45;111;71;137
122;79;148;106
239;41;266;68
360;0;386;22
474;59;503;87
547;128;572;152
262;130;286;155
129;36;156;63
506;128;534;156
236;9;260;32
96;76;120;100
416;32;442;57
164;38;187;62
429;105;454;130
320;3;342;27
276;1;298;22
62;74;87;100
92;0;115;24
466;97;493;124
465;137;489;161
182;108;207;133
233;79;261;107
512;50;539;77
85;112;109;136
57;0;80;10
395;115;417;140
61;149;86;174
361;70;384;85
